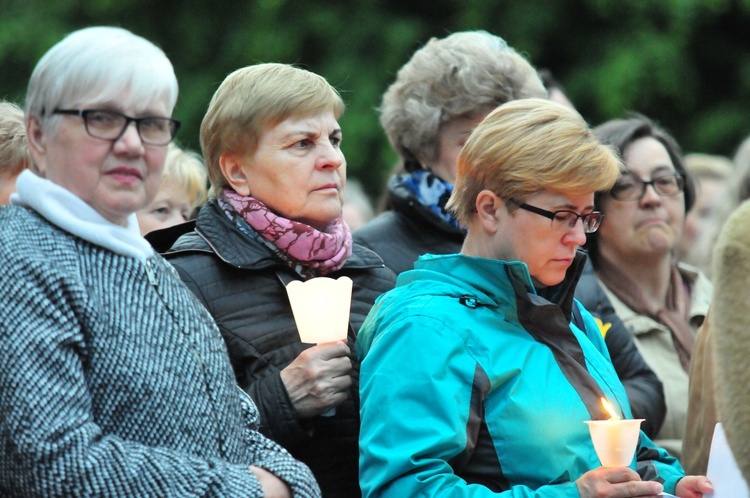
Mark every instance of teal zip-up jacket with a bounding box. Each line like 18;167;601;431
357;253;684;497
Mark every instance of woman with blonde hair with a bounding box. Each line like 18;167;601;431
156;63;396;497
0;100;29;204
358;98;710;497
355;30;666;438
137;142;208;235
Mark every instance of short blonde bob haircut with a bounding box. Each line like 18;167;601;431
201;63;345;197
162;143;208;212
447;98;621;226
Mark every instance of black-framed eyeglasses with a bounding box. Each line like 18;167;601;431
518;202;603;234
609;172;685;202
53;109;180;146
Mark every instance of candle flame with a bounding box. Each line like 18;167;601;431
601;397;621;421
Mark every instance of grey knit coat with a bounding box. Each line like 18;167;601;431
0;205;321;497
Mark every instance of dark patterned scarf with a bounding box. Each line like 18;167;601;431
399;170;463;230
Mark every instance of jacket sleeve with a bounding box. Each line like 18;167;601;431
169;262;312;448
359;313;582;498
575;262;666;437
603;309;666;438
632;431;686;494
235;388;322;497
0;266;300;498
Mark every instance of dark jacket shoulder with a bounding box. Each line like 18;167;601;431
354;177;463;276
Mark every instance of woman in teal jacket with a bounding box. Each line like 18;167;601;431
357;98;712;497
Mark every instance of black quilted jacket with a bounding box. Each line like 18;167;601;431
156;200;396;498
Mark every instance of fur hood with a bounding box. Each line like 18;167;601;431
712;199;750;482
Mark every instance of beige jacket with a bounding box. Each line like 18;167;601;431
598;263;712;461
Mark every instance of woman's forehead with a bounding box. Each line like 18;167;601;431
66;77;173;114
72;95;170;116
622;164;677;178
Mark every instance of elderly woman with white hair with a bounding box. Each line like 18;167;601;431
0;26;319;498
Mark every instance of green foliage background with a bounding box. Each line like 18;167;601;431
2;0;749;205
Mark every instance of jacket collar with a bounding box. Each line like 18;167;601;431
401;253;530;309
603;261;711;336
13;170;154;262
534;249;588;321
163;199;385;271
403;249;587;319
399;250;606;419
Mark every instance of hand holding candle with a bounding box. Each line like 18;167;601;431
585;397;644;468
279;341;353;418
284;276;354;418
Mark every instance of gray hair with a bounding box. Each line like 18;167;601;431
25;26;178;134
379;30;547;170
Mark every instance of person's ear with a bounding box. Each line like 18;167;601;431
26;116;47;174
219;152;251;197
474;189;505;233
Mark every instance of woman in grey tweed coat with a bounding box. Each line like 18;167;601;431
0;26;319;498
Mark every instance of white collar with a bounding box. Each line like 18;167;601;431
10;170;154;262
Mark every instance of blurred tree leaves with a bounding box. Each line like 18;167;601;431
2;0;749;204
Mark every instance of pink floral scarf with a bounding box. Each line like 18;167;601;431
220;189;352;277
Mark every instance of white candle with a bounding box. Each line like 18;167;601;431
285;276;353;344
585;418;644;467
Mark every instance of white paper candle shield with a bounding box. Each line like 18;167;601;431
285;276;353;344
584;419;644;467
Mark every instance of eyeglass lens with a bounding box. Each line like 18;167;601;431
518;202;602;234
553;212;601;233
611;173;683;201
84;110;177;145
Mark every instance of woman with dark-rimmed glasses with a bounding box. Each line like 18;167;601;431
355;30;667;441
582;115;712;466
0;26;319;497
358;99;711;497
